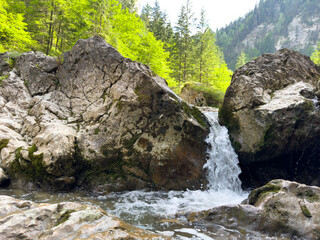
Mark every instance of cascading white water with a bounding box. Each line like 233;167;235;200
102;110;247;228
203;111;242;193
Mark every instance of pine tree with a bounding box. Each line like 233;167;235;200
235;51;248;69
140;3;152;28
171;0;195;85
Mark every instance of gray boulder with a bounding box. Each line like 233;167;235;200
0;195;169;240
0;36;209;192
219;49;320;187
187;180;320;239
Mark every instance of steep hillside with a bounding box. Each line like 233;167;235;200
217;0;320;70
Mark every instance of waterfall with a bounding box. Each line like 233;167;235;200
203;111;242;193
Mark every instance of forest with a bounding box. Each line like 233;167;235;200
0;0;233;95
217;0;320;70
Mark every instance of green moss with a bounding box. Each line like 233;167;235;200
116;100;124;111
300;204;312;218
123;134;142;151
0;139;9;151
94;127;100;135
248;182;281;205
10;144;47;182
297;189;320;202
134;86;152;104
182;102;209;129
55;210;75;226
218;106;240;133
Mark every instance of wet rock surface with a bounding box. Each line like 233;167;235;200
219;49;320;187
0;195;169;240
185;180;320;239
0;36;209;192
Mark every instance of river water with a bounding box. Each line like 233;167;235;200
0;111;251;239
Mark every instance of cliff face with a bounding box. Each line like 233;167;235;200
0;36;209;192
217;0;320;70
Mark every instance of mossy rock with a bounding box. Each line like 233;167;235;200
181;82;225;108
300;204;312;218
10;144;48;182
297;189;320;202
0;139;9;151
55;209;75;226
248;182;282;205
181;102;209;129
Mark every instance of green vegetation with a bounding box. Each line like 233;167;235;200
311;42;320;65
142;1;232;91
235;52;248;69
0;74;9;85
0;0;232;97
216;0;320;70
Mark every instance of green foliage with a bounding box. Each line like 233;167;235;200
311;42;320;65
0;74;9;85
2;0;231;96
0;0;34;52
235;51;248;69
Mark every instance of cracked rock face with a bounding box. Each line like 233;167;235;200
0;195;169;240
0;36;209;192
219;49;320;188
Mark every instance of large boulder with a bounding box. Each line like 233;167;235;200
219;49;320;187
0;195;169;240
186;180;320;239
0;36;209;192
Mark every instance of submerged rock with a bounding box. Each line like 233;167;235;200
0;195;169;240
187;180;320;239
219;48;320;187
0;36;209;192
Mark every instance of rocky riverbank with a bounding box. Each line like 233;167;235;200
1;179;319;239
